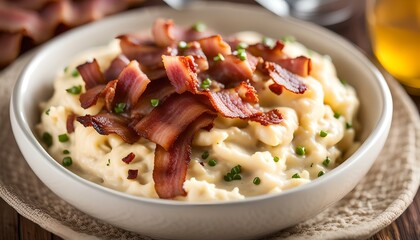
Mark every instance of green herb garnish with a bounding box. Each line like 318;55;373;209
201;150;209;159
236;42;248;50
295;146;306;156
192;21;206;32
319;130;328;138
253;177;261;185
71;69;79;77
58;134;69;143
346;122;353;129
262;36;275;49
178;41;188;49
213;53;225;62
114;102;126;113
334;112;341;119
150;99;159;107
63;149;70;154
200;78;211;89
280;35;296;43
224;165;242;182
106;159;110;166
273;156;280;162
322;157;331;167
66;85;82;95
45;108;50;115
208;159;217;167
292;173;300;179
318;171;325;177
62;156;72;167
42;132;53;147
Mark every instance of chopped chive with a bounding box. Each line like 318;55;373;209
106;159;110;166
200;78;211;89
213;53;225;62
192;21;206;32
62;156;72;167
334;112;341;119
292;173;300;179
253;177;261;185
322;157;331;167
201;150;209;159
63;149;70;154
114;102;126;113
310;163;314;167
340;78;348;85
318;171;325;177
237;50;247;61
178;41;188;49
295;146;306;156
236;42;248;50
262;37;275;49
71;69;79;77
42;132;53;147
64;66;68;73
150;99;159;107
66;85;82;95
273;156;280;162
224;165;242;182
346;122;353;129
58;134;69;142
45;108;50;115
319;130;328;138
208;159;217;167
280;35;296;43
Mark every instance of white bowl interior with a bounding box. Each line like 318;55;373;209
11;3;392;240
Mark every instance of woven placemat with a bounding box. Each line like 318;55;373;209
1;51;419;240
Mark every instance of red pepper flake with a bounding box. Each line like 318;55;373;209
66;113;76;133
127;169;138;179
122;152;135;164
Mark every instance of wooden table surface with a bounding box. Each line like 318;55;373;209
1;0;419;239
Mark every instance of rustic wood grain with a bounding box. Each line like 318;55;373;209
0;1;419;240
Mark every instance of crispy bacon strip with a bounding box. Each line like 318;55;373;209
198;35;232;58
77;59;105;90
162;55;199;94
265;61;307;94
77;112;139;144
209;54;255;85
66;113;76;134
118;34;177;69
104;54;129;82
276;56;312;77
133;93;211;151
180;41;209;72
154;113;215;199
162;55;282;125
247;41;285;62
113;61;150;110
122;152;135;164
79;80;117;109
152;18;175;47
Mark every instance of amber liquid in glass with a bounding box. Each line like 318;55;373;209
367;0;420;94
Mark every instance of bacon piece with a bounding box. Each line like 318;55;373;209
180;41;209;72
152;18;175;47
113;61;150;110
127;169;138;179
276;56;312;77
79;80;118;110
104;54;129;81
118;34;177;69
66;113;76;134
130;78;176;119
77;112;139;144
248;109;283;126
247;41;285;62
235;81;258;104
122;152;135;164
198;35;232;58
268;83;284;95
133;93;211;151
154;113;215;199
162;55;199;94
209;54;255;85
265;61;307;94
77;59;105;90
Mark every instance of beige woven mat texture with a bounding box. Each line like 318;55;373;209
1;52;419;240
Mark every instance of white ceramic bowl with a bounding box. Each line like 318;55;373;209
10;2;392;240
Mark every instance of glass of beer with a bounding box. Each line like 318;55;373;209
366;0;420;95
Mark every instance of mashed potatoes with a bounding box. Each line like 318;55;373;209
37;33;359;201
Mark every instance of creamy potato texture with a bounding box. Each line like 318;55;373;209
37;34;359;201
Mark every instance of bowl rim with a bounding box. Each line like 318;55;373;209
11;2;393;206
